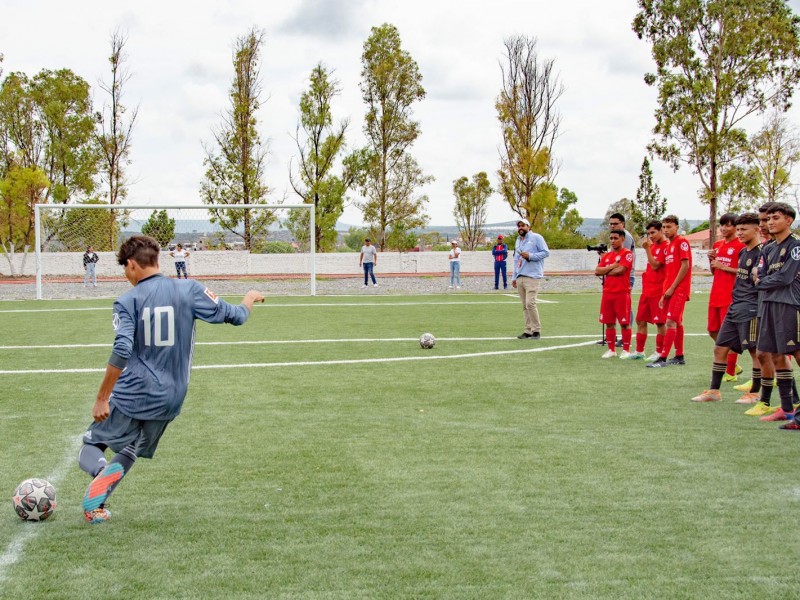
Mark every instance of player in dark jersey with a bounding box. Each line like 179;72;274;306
750;203;800;425
647;215;693;368
707;213;745;381
77;235;265;523
692;214;762;402
595;230;634;358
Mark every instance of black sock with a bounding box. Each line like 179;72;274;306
777;370;795;413
710;362;726;390
760;379;774;406
751;368;762;395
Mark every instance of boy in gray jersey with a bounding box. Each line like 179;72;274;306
78;235;264;523
691;214;762;403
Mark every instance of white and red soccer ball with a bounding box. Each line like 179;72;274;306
12;478;57;522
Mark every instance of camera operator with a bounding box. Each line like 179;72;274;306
595;230;634;358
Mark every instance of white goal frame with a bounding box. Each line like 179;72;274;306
34;203;316;299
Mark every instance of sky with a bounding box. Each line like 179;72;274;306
3;0;800;227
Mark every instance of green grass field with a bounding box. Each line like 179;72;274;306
1;291;799;599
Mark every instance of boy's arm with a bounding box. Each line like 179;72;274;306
93;364;123;422
756;251;800;289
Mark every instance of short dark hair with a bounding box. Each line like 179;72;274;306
364;238;370;242
766;202;796;219
645;220;662;231
661;214;679;225
118;235;160;267
735;212;760;226
609;231;625;239
719;212;738;226
609;212;626;223
758;202;777;214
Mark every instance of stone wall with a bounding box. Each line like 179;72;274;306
1;247;712;277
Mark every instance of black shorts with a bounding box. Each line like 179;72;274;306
82;405;172;459
716;317;758;355
756;303;800;355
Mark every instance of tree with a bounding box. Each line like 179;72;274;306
496;35;563;226
343;226;368;251
541;187;586;249
717;164;762;212
201;27;274;250
95;29;138;206
633;156;667;235
288;63;356;252
747;108;800;204
633;0;800;245
0;164;49;274
356;23;431;251
452;172;493;250
385;223;418;252
141;209;175;248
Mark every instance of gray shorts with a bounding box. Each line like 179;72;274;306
82;406;172;459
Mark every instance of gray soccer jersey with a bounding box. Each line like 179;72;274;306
109;275;250;420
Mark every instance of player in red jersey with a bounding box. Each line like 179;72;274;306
629;220;669;360
647;215;693;368
707;213;745;379
595;230;634;358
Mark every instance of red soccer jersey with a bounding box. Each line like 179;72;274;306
599;248;633;293
641;239;669;298
709;237;745;307
663;235;693;297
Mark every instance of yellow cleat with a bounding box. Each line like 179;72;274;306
733;380;753;392
744;402;777;417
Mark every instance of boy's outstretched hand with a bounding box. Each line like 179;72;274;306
242;290;265;311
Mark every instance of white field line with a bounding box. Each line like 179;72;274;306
0;339;612;375
0;435;83;584
0;332;711;352
0;300;525;314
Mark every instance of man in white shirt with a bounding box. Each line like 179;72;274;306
359;239;378;288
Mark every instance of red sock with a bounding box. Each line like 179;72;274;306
662;328;677;358
726;352;738;376
622;329;632;352
636;333;647;353
656;333;664;355
675;325;685;356
605;328;616;352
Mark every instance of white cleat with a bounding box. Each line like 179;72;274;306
601;349;617;359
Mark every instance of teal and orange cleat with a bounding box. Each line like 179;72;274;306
84;507;112;524
83;462;125;513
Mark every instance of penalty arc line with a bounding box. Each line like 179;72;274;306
0;435;83;585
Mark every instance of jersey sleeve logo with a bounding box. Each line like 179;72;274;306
680;242;689;251
791;247;800;261
112;313;120;331
204;288;220;304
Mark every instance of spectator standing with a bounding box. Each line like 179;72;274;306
359;238;378;288
83;246;99;287
492;235;508;290
170;244;190;279
512;218;550;339
448;240;461;289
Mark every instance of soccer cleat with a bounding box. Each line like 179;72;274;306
722;373;739;382
83;462;125;513
691;390;721;403
735;363;743;375
733;380;753;392
734;392;760;405
622;351;646;360
84;507;112;524
744;402;776;417
645;352;661;362
760;408;792;422
646;357;669;368
618;350;632;359
666;355;686;366
601;349;617;359
779;420;800;430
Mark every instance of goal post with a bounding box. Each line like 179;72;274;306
34;203;316;299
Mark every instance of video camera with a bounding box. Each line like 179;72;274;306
586;243;608;254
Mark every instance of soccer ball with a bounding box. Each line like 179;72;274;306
419;333;436;349
12;478;57;522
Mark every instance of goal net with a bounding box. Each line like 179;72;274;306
34;203;316;299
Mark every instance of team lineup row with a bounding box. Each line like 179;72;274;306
596;203;800;431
